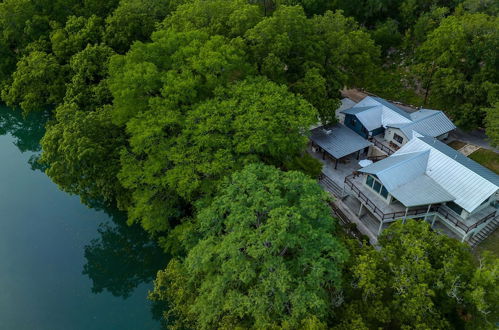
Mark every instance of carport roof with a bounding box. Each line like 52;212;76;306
310;124;372;159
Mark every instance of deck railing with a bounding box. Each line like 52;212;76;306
371;138;395;155
344;174;497;233
436;206;496;233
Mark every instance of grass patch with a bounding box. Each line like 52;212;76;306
475;229;499;259
469;148;499;174
447;140;466;150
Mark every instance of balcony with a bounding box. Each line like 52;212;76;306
343;173;498;240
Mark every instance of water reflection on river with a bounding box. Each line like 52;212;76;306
0;106;167;330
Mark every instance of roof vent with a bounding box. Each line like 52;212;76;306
324;129;332;135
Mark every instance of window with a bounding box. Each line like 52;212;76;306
393;133;404;144
447;201;463;216
365;175;389;200
366;175;374;187
380;186;389;198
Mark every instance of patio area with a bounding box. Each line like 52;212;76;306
308;144;367;188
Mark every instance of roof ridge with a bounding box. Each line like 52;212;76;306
409;111;441;123
377;150;429;174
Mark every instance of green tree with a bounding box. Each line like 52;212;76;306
161;0;263;37
40;104;128;206
370;19;402;54
109;29;253;233
484;102;499;147
64;44;115;110
50;15;104;60
151;164;348;329
1;51;66;113
415;13;499;129
166;77;318;200
338;220;499;329
310;10;380;91
293;68;339;125
104;0;171;53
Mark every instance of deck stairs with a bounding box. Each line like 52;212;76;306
319;173;343;198
469;216;499;248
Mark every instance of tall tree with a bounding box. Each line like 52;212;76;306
1;51;66;113
151;164;348;329
166;76;318;200
104;0;171;53
109;29;253;233
337;220;499;329
415;13;499;130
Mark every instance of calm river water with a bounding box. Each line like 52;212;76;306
0;106;167;330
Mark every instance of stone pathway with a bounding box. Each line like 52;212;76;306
458;144;481;156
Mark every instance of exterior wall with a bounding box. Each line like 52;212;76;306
384;127;408;147
371;127;385;137
367;145;387;158
344;114;369;138
467;191;498;218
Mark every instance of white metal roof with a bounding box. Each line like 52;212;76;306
360;151;429;190
359;136;499;212
341;96;412;132
390;175;455;207
394;137;499;212
390;111;456;139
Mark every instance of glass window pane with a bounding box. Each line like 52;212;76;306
381;186;388;198
373;181;381;193
366;175;374;187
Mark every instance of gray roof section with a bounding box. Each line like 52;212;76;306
419;136;499;186
391;175;455;207
371;97;411;119
340;106;376;115
310;124;372;159
389;111;456;139
359;151;429;190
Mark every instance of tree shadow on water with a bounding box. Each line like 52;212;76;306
82;207;169;299
0;105;50;153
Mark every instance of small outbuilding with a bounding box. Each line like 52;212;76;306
310;123;372;169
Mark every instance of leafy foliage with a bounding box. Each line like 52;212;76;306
415;13;499;130
151;164;348;329
338;220;499;329
1;51;66;113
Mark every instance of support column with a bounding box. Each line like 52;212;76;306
402;207;409;224
322;150;325;160
358;203;364;217
423;204;432;221
431;214;437;228
334;158;339;170
356;150;360;160
378;220;384;235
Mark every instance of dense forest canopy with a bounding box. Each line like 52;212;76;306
0;0;497;328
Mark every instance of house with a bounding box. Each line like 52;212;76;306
340;96;455;149
351;135;498;244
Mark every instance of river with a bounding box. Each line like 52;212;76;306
0;106;167;330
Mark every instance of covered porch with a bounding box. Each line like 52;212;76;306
309;124;372;172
